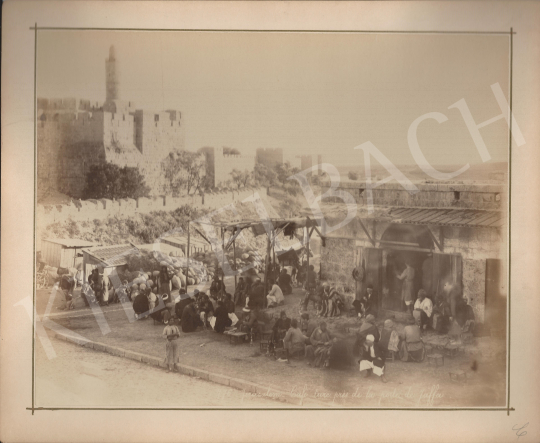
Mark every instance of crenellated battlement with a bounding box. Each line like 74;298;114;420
37;45;186;199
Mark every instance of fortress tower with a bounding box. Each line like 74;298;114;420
105;45;119;103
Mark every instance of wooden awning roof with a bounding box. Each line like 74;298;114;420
374;207;506;228
82;244;139;267
193;216;325;234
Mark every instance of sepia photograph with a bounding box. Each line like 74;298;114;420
32;29;511;410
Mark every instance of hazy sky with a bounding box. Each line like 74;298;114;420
37;31;510;166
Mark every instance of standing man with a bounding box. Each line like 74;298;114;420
302;265;318;311
396;261;415;314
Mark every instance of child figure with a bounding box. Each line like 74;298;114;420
162;318;180;372
300;312;310;335
148;290;157;311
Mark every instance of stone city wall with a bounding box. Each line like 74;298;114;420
36;187;267;250
337;182;506;211
37;98;186;198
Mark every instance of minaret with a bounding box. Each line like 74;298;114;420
105;45;119;102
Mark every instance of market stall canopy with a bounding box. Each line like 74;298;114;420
82;243;139;267
193;216;326;236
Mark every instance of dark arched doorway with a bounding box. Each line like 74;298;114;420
380;224;435;311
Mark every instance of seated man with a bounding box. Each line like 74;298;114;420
247;278;265;310
279;319;309;362
399;317;425;362
278;269;293;295
58;273;76;310
413;289;433;331
379;319;401;355
209;274;225;299
272;310;291;345
360;284;378;318
267;279;285;308
181;302;202;333
213;300;232;333
353;314;380;355
455;295;476;333
432;296;451;333
198;294;214;329
359;334;387;382
132;290;150;319
305;321;336;368
175;291;195;320
300;312;311;335
325;285;345;317
240;307;261;339
224;293;236;314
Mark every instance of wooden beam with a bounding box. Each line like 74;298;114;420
191;227;212;246
306;216;326;247
358;219;376;247
225;226;244;250
427;227;443;251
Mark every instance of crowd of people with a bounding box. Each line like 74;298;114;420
57;258;476;384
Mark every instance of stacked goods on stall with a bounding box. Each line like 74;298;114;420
118;249;209;289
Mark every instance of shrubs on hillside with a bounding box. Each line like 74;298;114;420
82;163;151;200
43;205;208;246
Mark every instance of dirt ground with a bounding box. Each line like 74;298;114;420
36;283;507;408
36;336;282;407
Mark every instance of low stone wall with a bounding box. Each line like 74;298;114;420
36;187;266;250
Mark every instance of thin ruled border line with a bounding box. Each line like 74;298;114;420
29;25;513;413
28;26;515;35
27;407;515;412
32;22;38;417
506;27;513;417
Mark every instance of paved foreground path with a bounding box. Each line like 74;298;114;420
35;339;283;408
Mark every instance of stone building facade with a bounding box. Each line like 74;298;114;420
199;146;256;188
320;181;507;325
37;46;185;199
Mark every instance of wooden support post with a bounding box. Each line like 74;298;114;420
358;219;376;247
306;226;310;281
272;236;276;271
186;222;191;292
233;229;238;290
264;233;271;306
82;255;86;286
221;227;225;296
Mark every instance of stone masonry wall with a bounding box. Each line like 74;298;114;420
463;258;487;323
320;216;504;323
36;187;267;251
37;98;185;198
338;182;505;211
